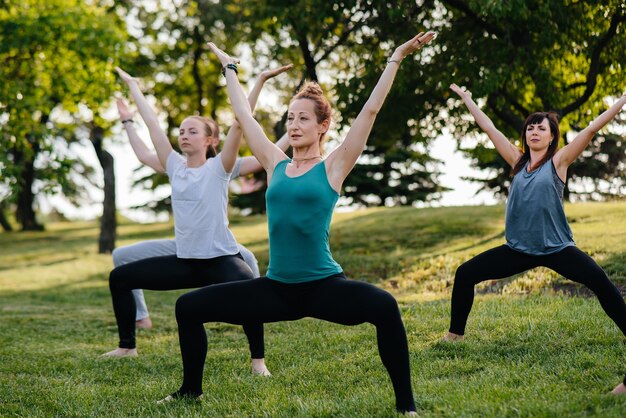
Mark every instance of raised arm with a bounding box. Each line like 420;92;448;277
115;67;172;168
207;43;288;177
449;83;522;167
116;98;165;173
554;91;626;171
238;133;290;175
220;64;293;173
325;32;436;190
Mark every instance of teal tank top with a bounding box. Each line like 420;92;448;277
265;159;342;283
505;159;575;255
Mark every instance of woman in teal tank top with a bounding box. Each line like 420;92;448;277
156;32;436;414
445;83;626;395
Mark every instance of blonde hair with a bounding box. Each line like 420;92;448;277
186;116;219;158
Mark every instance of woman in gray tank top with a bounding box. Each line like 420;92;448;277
445;83;626;394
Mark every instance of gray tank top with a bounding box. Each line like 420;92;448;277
505;159;575;255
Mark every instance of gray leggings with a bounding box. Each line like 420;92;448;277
112;239;260;320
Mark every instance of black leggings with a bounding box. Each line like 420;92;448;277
449;245;626;337
108;254;264;358
173;273;416;413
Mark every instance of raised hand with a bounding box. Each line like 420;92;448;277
450;83;472;101
206;42;239;67
115;66;138;86
259;64;293;82
390;31;436;61
116;98;133;120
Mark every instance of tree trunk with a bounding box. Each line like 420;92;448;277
91;125;116;253
13;148;44;231
0;202;13;232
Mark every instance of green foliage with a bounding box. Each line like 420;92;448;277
229;0;448;207
2;202;626;415
0;0;128;224
422;0;626;199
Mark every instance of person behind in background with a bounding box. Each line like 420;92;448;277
112;67;291;330
103;65;290;378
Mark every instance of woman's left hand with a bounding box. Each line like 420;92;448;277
259;64;294;82
390;31;436;62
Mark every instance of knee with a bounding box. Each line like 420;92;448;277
373;289;401;317
175;293;195;323
109;267;123;290
112;247;132;267
454;261;475;286
111;248;122;267
585;265;615;292
175;291;216;324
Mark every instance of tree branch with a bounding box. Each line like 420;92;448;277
315;19;362;65
191;26;204;114
441;0;505;38
288;19;318;82
487;95;525;133
560;10;625;117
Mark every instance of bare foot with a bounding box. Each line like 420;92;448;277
442;332;464;342
101;348;138;358
251;358;271;376
157;393;203;404
136;317;153;329
611;383;626;395
405;411;418;416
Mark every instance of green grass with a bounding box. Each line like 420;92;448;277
1;201;626;416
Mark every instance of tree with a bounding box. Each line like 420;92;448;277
114;0;239;216
0;0;128;231
420;0;626;199
222;0;447;207
90;123;116;253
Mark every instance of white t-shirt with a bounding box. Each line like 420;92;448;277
166;151;239;258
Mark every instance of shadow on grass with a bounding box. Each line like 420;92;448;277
0;272;109;300
328;206;504;281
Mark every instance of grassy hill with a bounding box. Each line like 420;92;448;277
1;201;625;416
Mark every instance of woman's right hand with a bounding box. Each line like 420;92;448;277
116;98;133;121
115;66;138;86
450;83;472;101
206;42;239;68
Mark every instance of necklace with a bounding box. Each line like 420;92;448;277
292;155;322;162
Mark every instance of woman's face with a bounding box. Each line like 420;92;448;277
286;99;327;149
525;118;553;152
178;118;214;156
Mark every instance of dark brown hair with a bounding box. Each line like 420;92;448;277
290;81;331;153
511;112;560;176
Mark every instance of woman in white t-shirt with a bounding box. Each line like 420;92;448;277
103;65;290;380
113;74;290;331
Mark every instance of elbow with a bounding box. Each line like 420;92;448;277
235;110;254;124
363;104;380;117
138;156;151;166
